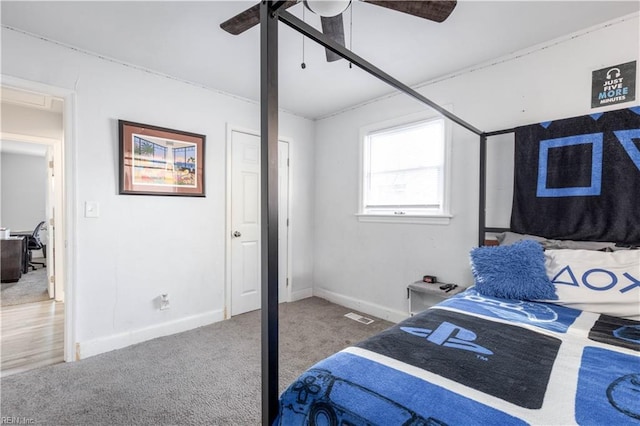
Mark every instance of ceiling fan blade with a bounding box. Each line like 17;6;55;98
362;0;457;23
320;14;346;62
220;3;260;35
220;1;298;35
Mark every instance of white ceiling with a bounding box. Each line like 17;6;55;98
1;1;638;119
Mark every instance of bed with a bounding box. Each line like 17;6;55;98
276;247;640;425
277;287;639;425
253;3;640;422
275;106;640;425
253;5;640;422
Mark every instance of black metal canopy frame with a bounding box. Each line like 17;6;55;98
259;2;511;423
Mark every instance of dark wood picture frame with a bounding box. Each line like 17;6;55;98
118;120;206;197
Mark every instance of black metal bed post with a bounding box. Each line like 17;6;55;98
478;134;488;247
478;129;517;244
260;2;280;425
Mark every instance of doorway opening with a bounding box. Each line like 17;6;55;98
0;85;67;376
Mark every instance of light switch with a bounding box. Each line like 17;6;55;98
85;201;99;218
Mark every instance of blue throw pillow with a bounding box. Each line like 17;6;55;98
470;240;557;300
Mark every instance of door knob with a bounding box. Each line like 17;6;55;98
233;231;242;238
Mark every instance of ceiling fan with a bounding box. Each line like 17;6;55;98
220;0;457;62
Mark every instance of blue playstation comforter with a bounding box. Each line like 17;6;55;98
276;289;640;425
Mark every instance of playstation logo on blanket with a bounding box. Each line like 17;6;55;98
401;322;493;355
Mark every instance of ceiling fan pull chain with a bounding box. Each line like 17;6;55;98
348;2;353;69
301;6;307;69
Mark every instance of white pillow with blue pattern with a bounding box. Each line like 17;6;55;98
543;249;640;320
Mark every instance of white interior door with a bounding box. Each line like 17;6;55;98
52;140;64;302
45;146;55;298
231;131;261;316
230;131;290;316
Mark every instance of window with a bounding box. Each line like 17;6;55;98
359;115;451;224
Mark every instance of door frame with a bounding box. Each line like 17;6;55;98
276;139;291;305
2;75;78;363
225;124;292;319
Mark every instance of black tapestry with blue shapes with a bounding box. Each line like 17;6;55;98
512;106;640;244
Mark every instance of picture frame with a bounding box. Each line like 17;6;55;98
118;120;206;197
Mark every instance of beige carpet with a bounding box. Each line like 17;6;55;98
0;297;393;425
0;261;49;307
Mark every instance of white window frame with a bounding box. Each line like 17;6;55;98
357;110;453;225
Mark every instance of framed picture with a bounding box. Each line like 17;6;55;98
118;120;205;197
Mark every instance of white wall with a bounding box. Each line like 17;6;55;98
1;28;316;358
312;14;640;322
0;152;47;231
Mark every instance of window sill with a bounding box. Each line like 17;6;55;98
355;213;452;225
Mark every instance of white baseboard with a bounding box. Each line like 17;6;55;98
77;309;224;360
313;287;408;324
290;287;313;302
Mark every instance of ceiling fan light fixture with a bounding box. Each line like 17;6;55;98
303;0;352;17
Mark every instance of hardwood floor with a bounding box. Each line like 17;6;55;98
1;300;64;377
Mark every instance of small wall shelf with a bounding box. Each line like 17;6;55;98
407;281;464;316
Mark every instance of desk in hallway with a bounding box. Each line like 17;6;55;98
1;237;26;283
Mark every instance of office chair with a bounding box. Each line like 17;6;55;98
27;221;46;270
